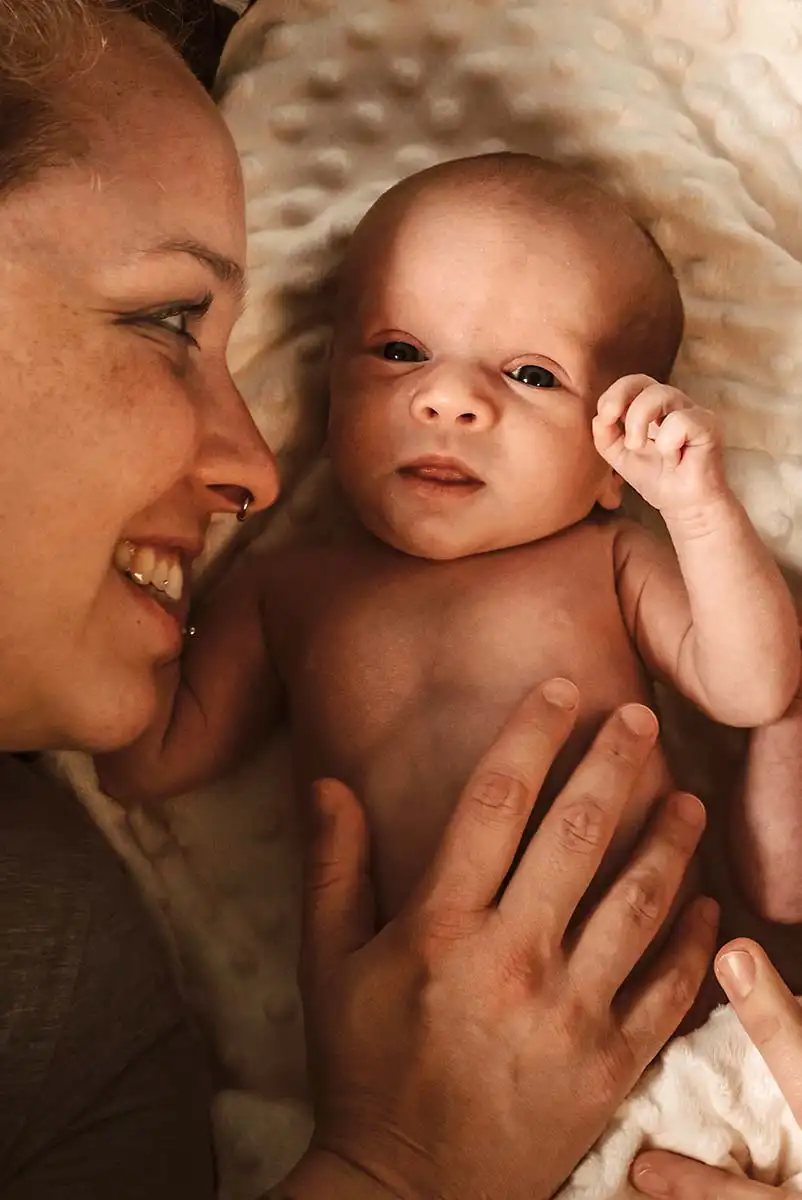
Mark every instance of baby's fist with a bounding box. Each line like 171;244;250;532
593;375;724;515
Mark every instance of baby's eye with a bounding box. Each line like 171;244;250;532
380;340;426;363
508;364;558;388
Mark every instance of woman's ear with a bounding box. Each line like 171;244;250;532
597;469;623;511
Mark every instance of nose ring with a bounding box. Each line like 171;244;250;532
237;489;254;523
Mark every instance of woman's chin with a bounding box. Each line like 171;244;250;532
51;669;167;756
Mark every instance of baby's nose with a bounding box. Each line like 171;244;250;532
410;379;496;428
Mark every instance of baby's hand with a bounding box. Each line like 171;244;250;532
593;375;726;517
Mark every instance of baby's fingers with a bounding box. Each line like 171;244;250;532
654;407;717;466
596;374;658;427
622;386;679;450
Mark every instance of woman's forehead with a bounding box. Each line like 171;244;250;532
2;22;245;282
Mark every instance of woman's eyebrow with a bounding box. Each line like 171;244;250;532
143;237;246;301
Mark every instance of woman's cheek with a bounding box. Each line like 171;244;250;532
115;367;202;502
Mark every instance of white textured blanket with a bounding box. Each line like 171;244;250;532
57;1;802;1196
559;1002;802;1198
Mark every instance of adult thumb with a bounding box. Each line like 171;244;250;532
301;777;376;992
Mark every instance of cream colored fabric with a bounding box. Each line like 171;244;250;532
560;1001;802;1199
56;1;802;1196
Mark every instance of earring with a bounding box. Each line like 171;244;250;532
237;489;254;523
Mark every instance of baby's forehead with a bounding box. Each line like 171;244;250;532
347;169;640;281
346;191;633;318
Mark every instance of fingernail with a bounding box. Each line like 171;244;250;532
541;678;578;709
672;791;705;826
716;948;756;998
619;703;658;737
632;1166;669;1196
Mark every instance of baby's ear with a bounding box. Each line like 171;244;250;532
597;470;623;511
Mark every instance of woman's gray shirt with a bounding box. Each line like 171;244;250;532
0;754;216;1199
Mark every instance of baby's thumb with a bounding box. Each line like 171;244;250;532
301;778;375;992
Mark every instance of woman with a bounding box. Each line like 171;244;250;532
0;1;798;1196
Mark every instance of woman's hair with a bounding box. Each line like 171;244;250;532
0;0;184;195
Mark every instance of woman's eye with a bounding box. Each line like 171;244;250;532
158;311;194;340
508;363;558;388
118;293;213;351
380;340;426;363
147;303;208;350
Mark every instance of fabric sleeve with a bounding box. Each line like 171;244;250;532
0;755;216;1200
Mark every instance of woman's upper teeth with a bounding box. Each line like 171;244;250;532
114;540;184;602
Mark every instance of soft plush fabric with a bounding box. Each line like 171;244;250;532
560;1001;802;1199
55;2;802;1197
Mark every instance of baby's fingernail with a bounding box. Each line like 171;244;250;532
716;948;755;998
632;1165;670;1196
619;704;658;737
541;678;578;709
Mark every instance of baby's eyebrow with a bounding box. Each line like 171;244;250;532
142;237;246;302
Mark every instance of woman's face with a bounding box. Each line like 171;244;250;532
0;19;278;752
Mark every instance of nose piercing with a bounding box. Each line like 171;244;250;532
237;489;254;523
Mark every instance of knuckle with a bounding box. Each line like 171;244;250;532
747;1011;782;1050
662;964;699;1016
622;869;665;926
469;770;530;826
554;798;608;855
590;1037;634;1099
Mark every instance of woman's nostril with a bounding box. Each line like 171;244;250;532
208;483;254;516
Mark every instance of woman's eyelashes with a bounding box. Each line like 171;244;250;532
506;363;558;389
116;293;213;350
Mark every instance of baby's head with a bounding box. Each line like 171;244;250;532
329;153;683;560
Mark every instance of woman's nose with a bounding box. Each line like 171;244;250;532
194;370;280;516
409;367;498;430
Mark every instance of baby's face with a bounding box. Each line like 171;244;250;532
329;196;631;560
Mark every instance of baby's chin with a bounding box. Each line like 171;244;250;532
370;518;542;562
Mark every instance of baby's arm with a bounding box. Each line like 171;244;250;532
598;376;799;726
95;553;282;804
732;647;802;923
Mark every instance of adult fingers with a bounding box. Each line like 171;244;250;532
570;792;706;1000
716;938;802;1123
301;778;375;994
632;1150;795;1199
416;678;578;920
498;704;658;948
617;895;719;1060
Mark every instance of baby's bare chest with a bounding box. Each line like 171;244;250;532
268;528;648;781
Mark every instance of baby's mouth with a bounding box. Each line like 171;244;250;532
113;540;185;610
398;456;484;489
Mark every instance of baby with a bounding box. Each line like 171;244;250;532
98;153;799;928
